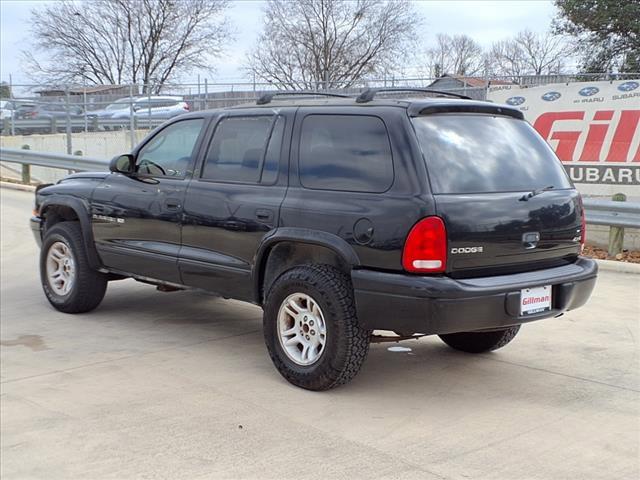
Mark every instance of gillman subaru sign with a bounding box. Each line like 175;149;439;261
488;80;640;185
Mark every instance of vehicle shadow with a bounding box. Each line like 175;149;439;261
90;280;545;399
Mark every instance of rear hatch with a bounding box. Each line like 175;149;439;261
412;112;582;278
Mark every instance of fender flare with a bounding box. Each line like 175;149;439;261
252;228;361;303
39;196;103;270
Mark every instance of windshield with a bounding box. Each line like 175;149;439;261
106;99;132;111
412;114;572;194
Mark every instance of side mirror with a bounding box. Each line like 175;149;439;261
110;154;135;174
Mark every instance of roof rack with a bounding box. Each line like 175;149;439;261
355;87;471;103
256;91;352;105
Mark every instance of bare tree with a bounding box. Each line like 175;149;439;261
247;0;420;90
425;34;485;77
489;30;573;78
23;0;231;92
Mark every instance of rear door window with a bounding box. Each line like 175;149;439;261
201;115;283;184
299;115;393;192
412;114;571;194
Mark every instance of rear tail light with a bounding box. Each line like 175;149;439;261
402;216;447;273
580;200;586;253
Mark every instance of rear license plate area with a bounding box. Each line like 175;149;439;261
520;285;552;315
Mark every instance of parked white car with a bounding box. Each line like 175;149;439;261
91;96;189;121
0;100;9;119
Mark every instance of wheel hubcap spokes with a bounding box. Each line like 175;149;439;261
277;293;327;366
46;241;75;296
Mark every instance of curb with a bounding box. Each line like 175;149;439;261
0;181;36;192
595;259;640;274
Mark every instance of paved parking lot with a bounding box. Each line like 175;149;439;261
1;187;639;480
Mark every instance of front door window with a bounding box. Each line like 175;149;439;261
136;119;204;177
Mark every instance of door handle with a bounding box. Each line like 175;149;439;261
165;198;181;210
255;209;274;222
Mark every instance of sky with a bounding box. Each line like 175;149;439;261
0;0;560;86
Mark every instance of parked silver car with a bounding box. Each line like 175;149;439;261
91;96;189;120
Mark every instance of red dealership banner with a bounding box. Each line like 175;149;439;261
488;80;640;185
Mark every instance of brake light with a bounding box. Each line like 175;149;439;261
402;216;447;273
580;202;586;253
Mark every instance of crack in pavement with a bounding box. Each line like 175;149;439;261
1;329;261;385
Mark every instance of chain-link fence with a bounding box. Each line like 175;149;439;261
1;72;637;184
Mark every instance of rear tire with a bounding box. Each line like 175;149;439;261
40;221;108;313
438;325;521;353
263;264;370;391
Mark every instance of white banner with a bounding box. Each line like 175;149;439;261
487;80;640;185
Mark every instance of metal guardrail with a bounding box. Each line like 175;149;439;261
0;147;109;171
583;199;640;229
1;147;639;230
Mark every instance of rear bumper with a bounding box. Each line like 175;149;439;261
352;257;597;335
30;216;43;247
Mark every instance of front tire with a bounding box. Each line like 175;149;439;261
438;325;521;353
40;221;108;313
263;265;370;391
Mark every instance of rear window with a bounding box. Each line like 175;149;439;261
412;115;571;194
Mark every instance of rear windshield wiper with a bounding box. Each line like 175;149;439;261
519;185;554;201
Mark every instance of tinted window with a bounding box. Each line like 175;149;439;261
106;100;130;111
136;119;204;177
149;99;179;107
201;116;283;184
412;115;572;194
299;115;393;192
43;104;65;112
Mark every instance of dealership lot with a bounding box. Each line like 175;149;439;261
1;187;639;479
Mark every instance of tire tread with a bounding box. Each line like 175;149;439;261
264;264;370;390
40;221;107;313
439;325;521;354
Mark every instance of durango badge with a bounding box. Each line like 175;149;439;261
92;214;125;224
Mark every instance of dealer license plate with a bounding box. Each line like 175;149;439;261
520;285;552;316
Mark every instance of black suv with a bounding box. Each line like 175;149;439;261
31;89;597;390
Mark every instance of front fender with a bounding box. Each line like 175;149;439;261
39;195;103;270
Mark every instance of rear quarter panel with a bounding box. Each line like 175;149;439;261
280;106;433;270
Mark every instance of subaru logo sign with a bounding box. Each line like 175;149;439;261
618;81;639;92
541;91;561;102
578;86;600;97
506;96;525;106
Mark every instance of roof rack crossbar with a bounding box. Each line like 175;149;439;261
355;87;471;103
256;91;351;105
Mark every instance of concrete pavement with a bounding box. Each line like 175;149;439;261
1;187;639;479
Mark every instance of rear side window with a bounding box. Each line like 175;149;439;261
299;115;393;192
412;115;571;194
152;100;179;107
201;116;283;184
